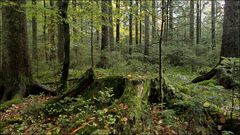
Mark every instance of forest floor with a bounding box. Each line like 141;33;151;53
0;67;239;134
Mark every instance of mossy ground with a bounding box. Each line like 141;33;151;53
0;66;239;134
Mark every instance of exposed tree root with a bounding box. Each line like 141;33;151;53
191;57;240;89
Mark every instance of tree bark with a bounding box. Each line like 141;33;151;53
211;0;216;50
101;0;109;51
49;0;56;62
32;0;37;61
108;0;114;51
59;0;70;91
1;0;32;101
196;0;201;45
43;0;48;62
152;0;156;42
135;0;139;47
144;0;150;56
116;0;120;50
129;0;133;55
57;1;64;64
220;0;240;58
189;0;194;44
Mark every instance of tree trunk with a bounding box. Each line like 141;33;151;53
135;0;139;47
1;0;32;101
101;0;109;51
152;0;156;42
220;0;240;58
49;0;56;63
196;0;201;45
144;0;150;56
129;0;133;55
139;0;142;47
43;0;48;62
211;0;216;50
32;0;37;62
189;0;194;44
108;0;114;51
169;0;173;40
59;0;70;91
57;1;64;64
116;0;120;50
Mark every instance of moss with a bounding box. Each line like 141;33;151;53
0;98;22;112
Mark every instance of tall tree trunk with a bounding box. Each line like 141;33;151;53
43;0;48;61
220;0;240;58
0;8;2;75
101;0;109;51
129;0;133;55
135;0;139;47
196;0;200;45
116;0;120;50
59;0;70;91
189;0;194;44
49;0;56;63
57;1;64;63
108;0;114;51
96;0;100;47
144;0;150;56
169;0;173;40
139;0;142;47
90;14;94;67
1;0;32;101
211;0;216;50
152;0;156;42
32;0;37;61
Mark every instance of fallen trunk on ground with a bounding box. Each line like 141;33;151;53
192;57;240;89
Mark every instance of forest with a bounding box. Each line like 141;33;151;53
0;0;239;134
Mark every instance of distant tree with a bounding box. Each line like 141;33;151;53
169;0;173;40
189;0;194;44
139;0;142;47
144;0;150;56
152;0;156;42
57;1;64;63
43;0;47;61
49;0;56;62
211;0;216;50
32;0;37;62
116;0;120;49
108;0;114;51
1;0;31;101
196;0;201;45
221;0;240;58
58;0;70;91
135;0;139;47
129;0;133;55
101;0;109;51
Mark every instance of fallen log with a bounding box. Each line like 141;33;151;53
191;57;240;89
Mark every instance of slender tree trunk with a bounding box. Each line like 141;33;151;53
108;0;114;51
96;0;100;47
196;0;200;45
49;0;56;63
189;0;194;44
144;0;150;56
169;0;173;40
135;0;139;47
139;0;142;47
129;0;133;55
72;0;77;37
211;0;216;50
116;0;120;50
152;0;156;42
159;0;166;108
43;0;48;61
32;0;37;61
91;15;94;67
59;0;70;91
57;1;64;63
1;0;32;101
101;0;109;51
